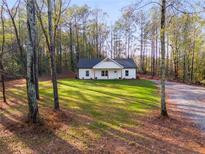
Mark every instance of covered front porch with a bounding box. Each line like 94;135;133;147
93;69;122;79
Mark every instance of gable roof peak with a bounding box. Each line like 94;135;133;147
93;57;124;68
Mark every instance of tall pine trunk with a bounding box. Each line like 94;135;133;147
166;34;169;77
59;26;62;73
69;22;75;71
140;26;144;73
95;14;99;58
191;36;195;82
151;36;155;78
33;18;39;100
26;0;39;123
75;18;80;64
48;0;59;110
160;0;168;116
0;62;6;103
155;27;158;76
0;6;6;103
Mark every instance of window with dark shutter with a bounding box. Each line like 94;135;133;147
86;70;89;77
125;70;129;76
101;70;108;76
105;70;108;76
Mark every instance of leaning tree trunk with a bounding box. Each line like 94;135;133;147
160;0;168;116
26;0;39;123
48;0;60;110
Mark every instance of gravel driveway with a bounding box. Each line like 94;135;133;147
153;80;205;132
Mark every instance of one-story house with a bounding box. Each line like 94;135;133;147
77;57;137;80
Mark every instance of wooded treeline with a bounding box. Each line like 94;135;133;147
135;9;205;84
1;1;204;83
114;3;205;84
0;0;205;121
0;1;109;76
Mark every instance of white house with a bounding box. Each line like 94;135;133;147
77;58;137;80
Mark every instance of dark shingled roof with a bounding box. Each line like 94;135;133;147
77;58;137;68
115;59;137;68
77;58;102;68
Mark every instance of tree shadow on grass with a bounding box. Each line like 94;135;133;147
39;81;159;131
2;79;205;153
74;79;155;87
58;79;157;92
58;81;159;108
39;89;205;153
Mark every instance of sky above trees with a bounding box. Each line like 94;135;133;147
7;0;136;23
70;0;135;23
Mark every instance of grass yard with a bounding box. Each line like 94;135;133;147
0;79;205;153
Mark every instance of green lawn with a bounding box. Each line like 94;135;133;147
9;79;159;128
46;79;159;128
1;79;160;153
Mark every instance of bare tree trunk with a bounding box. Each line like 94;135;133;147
0;61;6;103
191;32;195;82
140;26;144;73
82;19;86;57
0;6;6;103
151;37;155;78
33;13;39;100
160;0;168;117
95;13;99;58
173;50;178;79
143;39;146;73
183;54;186;83
26;0;39;123
110;26;113;59
127;33;130;59
48;0;59;110
75;19;80;64
59;26;62;73
69;22;75;71
166;34;169;77
155;27;158;76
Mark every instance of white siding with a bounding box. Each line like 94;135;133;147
79;69;94;79
79;68;136;80
107;69;122;79
95;70;108;79
122;69;136;79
